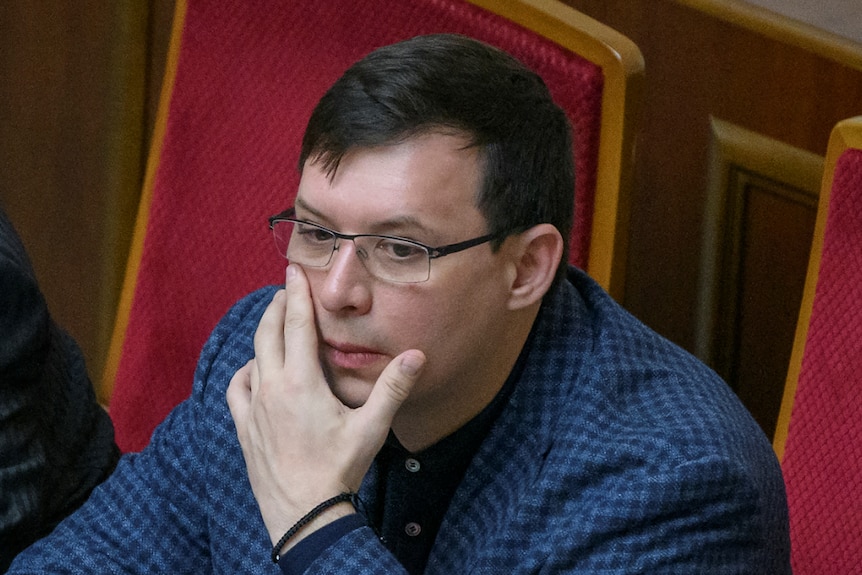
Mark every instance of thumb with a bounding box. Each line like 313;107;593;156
362;350;426;427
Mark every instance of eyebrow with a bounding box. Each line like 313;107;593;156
294;197;437;239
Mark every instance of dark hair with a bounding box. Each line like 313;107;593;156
300;33;574;285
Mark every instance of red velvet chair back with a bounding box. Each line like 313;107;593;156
102;0;643;452
774;116;862;573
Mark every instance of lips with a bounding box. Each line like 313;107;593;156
322;340;389;372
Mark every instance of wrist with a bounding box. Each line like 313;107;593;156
271;493;358;562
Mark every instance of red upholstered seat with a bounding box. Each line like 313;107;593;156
102;0;643;452
774;117;862;573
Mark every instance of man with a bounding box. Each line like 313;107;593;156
9;34;790;573
0;207;119;572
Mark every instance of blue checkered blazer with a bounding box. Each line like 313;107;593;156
10;268;790;573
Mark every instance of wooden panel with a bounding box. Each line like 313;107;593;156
562;0;862;434
733;177;816;435
697;119;820;435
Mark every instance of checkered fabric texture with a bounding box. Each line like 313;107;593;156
781;148;862;574
10;269;790;573
109;0;604;453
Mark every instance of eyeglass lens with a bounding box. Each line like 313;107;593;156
271;220;432;283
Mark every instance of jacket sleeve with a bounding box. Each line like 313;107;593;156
5;287;275;573
559;452;792;574
297;527;409;575
5;367;213;572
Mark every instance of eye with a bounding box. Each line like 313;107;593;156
375;238;427;261
295;223;333;244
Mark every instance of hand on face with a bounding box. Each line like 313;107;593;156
226;263;426;549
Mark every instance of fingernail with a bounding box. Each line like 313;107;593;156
400;352;425;377
286;264;297;283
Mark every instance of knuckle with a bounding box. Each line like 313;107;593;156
383;374;412;403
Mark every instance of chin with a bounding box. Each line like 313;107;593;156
328;374;375;408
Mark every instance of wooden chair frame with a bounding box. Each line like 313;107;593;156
469;0;644;300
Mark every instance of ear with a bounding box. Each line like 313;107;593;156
505;224;564;311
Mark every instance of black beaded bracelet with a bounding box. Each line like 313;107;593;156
271;492;357;563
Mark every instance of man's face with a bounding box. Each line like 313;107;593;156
293;132;519;424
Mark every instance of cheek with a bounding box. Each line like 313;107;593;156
379;295;447;346
386;284;501;358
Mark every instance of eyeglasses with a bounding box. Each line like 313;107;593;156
268;208;500;283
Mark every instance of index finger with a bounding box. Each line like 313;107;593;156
253;290;287;373
281;263;322;371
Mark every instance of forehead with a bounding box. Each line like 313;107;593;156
295;132;487;236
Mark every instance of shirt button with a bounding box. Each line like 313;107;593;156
404;458;421;473
404;522;422;537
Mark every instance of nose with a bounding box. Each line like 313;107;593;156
316;239;373;315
